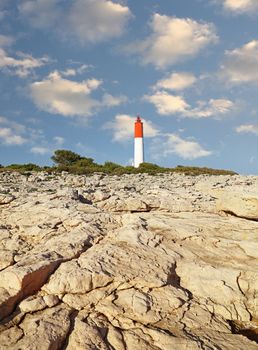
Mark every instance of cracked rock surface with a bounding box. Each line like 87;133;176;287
0;171;258;350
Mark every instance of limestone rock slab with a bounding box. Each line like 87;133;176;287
216;190;258;219
0;172;258;349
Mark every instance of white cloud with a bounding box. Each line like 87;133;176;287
125;14;218;69
62;64;92;77
0;116;27;134
68;0;132;44
0;33;49;77
30;146;51;155
62;68;77;77
222;0;258;13
0;128;27;145
102;93;128;107
77;64;91;74
0;116;60;154
19;0;132;44
221;40;258;84
185;99;235;118
30;71;127;118
144;91;234;119
0;117;27;145
53;136;65;146
104;114;159;142
0;48;49;78
144;91;190;115
235;124;258;135
18;0;61;29
30;136;66;156
154;72;197;91
163;134;212;159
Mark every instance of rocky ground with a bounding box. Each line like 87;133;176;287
0;171;257;350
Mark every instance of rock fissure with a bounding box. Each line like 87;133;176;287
220;210;258;222
60;309;79;350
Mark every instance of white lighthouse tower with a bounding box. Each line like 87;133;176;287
134;116;144;168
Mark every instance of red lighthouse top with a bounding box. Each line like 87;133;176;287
134;115;143;138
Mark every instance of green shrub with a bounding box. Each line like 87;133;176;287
1;150;237;176
5;163;42;171
101;161;122;174
51;150;81;166
74;158;95;167
173;165;236;176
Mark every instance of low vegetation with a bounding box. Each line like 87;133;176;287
1;149;237;176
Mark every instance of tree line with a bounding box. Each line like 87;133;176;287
0;149;237;176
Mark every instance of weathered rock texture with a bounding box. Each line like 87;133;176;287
0;171;257;350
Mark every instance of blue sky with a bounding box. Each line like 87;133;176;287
1;0;258;174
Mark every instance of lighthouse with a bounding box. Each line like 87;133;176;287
134;116;144;168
